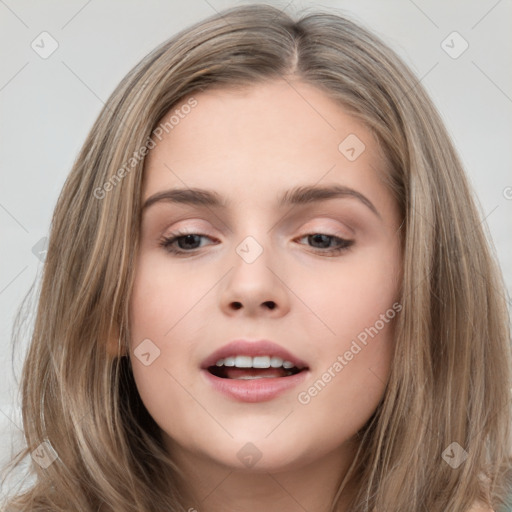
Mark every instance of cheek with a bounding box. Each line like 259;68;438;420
298;246;400;347
293;297;397;455
291;246;400;441
292;247;400;396
128;250;238;441
127;253;203;431
129;251;215;343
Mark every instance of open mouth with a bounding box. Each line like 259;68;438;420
207;355;307;380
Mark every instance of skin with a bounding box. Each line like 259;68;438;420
127;79;404;512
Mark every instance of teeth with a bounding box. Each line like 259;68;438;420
253;356;270;368
270;356;284;368
214;355;297;369
235;355;252;368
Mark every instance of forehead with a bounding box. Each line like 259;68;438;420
142;80;389;208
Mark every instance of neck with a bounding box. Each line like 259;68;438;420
167;438;359;512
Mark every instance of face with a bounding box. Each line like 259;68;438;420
128;79;402;475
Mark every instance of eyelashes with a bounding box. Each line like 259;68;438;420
297;233;354;254
158;231;354;256
159;232;211;254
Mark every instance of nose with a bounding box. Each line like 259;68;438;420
219;239;290;318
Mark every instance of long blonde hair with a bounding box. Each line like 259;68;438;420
2;4;511;511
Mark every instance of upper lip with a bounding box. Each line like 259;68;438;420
200;339;309;370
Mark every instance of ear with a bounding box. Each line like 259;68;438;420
105;324;128;358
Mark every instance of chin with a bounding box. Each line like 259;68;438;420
198;436;319;474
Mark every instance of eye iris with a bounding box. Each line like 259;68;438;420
310;234;332;249
178;234;201;250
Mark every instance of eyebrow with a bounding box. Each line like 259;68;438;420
142;184;381;218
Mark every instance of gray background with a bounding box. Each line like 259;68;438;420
1;0;511;489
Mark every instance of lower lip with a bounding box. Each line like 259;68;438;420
201;369;309;403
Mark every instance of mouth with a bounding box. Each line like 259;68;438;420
200;339;310;402
207;355;307;380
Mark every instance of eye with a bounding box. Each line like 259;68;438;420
159;231;216;255
159;231;354;256
296;233;354;255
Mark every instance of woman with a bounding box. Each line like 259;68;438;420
3;4;511;511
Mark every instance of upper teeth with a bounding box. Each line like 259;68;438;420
215;355;295;369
